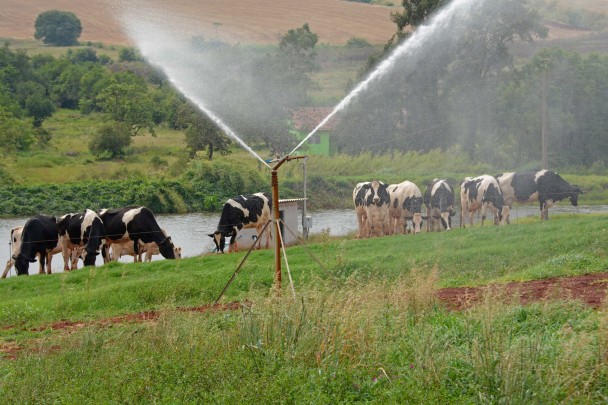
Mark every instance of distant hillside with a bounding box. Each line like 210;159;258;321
0;0;400;45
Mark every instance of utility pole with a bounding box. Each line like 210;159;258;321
541;71;548;170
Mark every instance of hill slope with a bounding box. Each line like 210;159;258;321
0;0;400;45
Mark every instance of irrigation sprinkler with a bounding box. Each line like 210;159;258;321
269;155;307;293
213;154;308;303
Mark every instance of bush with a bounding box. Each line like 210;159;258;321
89;122;132;159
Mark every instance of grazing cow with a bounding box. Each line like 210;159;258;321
353;180;390;238
99;206;177;261
143;242;182;262
13;215;59;276
460;175;509;227
496;170;582;221
57;209;106;270
208;192;272;253
388;181;424;234
423;179;456;231
3;227;90;278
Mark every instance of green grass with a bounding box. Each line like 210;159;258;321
0;214;605;330
1;37;121;59
1;215;607;401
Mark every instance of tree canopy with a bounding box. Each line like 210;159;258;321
34;10;82;46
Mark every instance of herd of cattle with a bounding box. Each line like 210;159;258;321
3;192;275;278
353;169;582;237
3;207;182;278
2;169;583;278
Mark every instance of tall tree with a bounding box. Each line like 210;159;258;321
34;10;82;46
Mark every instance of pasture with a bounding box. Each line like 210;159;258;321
1;214;607;402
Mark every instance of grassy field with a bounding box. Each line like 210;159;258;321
0;215;607;402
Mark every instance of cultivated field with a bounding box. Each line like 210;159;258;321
1;0;605;47
0;0;400;45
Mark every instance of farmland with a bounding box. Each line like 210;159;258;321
1;215;607;402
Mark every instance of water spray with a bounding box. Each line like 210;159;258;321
289;0;479;156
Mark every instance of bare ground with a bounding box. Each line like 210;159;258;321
0;0;600;46
0;0;399;45
2;273;607;360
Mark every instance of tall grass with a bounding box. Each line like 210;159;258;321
1;273;606;402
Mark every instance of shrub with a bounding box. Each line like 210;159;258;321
89;122;132;159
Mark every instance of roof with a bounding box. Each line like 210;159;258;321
279;198;308;203
290;107;339;131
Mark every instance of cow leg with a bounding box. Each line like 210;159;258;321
61;236;72;271
39;253;47;275
2;259;13;278
47;250;54;274
132;240;141;259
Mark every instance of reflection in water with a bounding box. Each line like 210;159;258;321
1;205;606;277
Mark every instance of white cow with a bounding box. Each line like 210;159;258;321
388;181;424;234
460;175;509;227
353;180;390;238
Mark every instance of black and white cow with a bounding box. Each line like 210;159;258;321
460;175;509;227
353;180;390;238
423;179;456;231
208;192;272;253
57;209;106;270
99;206;176;261
13;215;59;276
388;180;424;234
496;170;582;221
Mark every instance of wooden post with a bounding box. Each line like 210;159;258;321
271;168;281;291
541;72;548;170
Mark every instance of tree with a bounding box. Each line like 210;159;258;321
34;10;82;46
16;81;54;127
89;122;132;159
0;106;34;153
118;47;142;62
177;102;231;159
97;73;155;135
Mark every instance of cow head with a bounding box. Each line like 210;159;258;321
440;208;456;230
158;236;176;259
569;186;583;206
14;255;32;276
412;213;423;234
208;229;237;253
209;231;226;253
83;248;99;266
499;205;511;225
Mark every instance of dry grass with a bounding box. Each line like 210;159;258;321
0;0;400;46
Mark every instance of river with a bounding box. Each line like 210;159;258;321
2;205;607;277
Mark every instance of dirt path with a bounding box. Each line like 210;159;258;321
437;272;608;310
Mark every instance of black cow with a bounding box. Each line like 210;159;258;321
13;215;59;276
208;192;272;253
423;179;456;231
98;207;176;261
496;170;582;221
57;209;106;270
